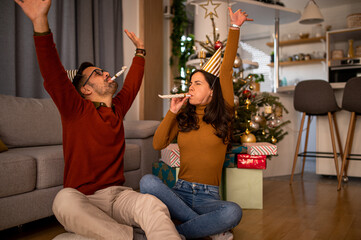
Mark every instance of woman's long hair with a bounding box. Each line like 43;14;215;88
177;69;233;145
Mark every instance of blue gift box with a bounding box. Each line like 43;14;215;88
223;145;247;168
152;162;179;188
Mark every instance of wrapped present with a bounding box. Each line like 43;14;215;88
152;162;179;188
230;145;247;154
223;145;248;168
243;142;277;156
161;143;180;167
224;168;263;209
237;154;267;169
224;153;237;168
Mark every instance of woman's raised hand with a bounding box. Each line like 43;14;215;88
228;7;253;27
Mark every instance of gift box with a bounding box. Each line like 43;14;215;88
223;168;263;209
243;142;277;156
161;143;180;167
224;153;237;168
223;145;248;168
230;145;247;154
237;154;267;169
152;162;179;188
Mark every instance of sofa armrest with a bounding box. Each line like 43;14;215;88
124;121;160;177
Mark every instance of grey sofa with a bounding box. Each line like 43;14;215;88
0;94;160;231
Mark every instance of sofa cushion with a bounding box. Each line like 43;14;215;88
124;121;160;139
11;146;64;189
0;151;36;198
124;143;141;172
0;94;62;148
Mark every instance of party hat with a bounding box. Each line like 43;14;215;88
202;48;221;77
66;69;78;82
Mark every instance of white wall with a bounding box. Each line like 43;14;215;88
123;0;140;121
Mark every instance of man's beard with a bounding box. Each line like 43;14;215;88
90;81;118;96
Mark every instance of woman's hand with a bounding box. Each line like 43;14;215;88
15;0;51;33
124;29;144;49
169;96;189;114
228;7;253;27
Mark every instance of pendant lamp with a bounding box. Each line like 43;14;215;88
299;0;324;24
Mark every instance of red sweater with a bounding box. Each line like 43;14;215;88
34;34;145;195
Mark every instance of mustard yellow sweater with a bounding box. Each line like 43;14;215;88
153;29;239;186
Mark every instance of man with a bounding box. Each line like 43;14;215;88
14;0;181;239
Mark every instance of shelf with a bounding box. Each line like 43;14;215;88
229;0;300;25
266;37;326;47
268;59;325;67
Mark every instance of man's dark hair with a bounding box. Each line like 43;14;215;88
72;62;94;97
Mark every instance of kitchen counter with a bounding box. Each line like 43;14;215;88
276;82;346;93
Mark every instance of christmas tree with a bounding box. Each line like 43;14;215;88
232;72;290;145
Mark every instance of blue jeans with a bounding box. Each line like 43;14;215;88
140;174;242;239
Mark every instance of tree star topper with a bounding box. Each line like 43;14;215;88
200;0;221;19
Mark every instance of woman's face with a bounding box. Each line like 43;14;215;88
188;72;213;105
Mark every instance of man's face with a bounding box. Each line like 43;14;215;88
82;67;118;96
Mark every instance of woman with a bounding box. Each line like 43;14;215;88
140;7;252;240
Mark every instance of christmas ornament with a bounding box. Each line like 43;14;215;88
276;118;282;126
271;136;277;144
198;49;206;59
214;40;223;50
268;119;277;128
200;0;221;19
241;133;256;144
262;130;266;135
234;95;239;106
242;90;251;98
249;84;254;90
254;114;262;123
259;116;267;126
250;121;259;130
265;105;273;114
245;128;250;135
171;86;179;94
245;98;251;109
233;56;242;68
275;106;283;118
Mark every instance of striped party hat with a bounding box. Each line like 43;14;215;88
202;48;221;77
66;69;78;82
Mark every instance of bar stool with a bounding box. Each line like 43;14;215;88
337;77;361;190
290;80;342;184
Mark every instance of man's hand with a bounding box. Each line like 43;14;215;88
124;29;144;49
14;0;51;33
228;7;253;27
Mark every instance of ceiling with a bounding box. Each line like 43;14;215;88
279;0;360;11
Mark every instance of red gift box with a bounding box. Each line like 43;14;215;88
237;154;267;169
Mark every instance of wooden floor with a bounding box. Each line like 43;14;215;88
1;169;361;240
